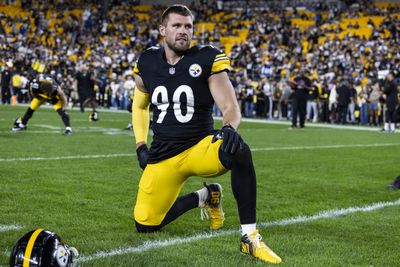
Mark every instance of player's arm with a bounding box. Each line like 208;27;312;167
209;71;241;130
57;87;68;109
132;73;150;149
132;73;150;169
209;71;244;154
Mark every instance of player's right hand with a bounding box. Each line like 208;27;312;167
136;144;149;170
212;125;244;154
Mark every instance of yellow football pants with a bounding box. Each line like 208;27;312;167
30;97;63;111
134;135;227;226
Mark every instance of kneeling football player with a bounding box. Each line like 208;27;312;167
132;5;282;264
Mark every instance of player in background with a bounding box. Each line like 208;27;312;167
132;4;281;264
12;74;72;135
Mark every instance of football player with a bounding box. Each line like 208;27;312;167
132;4;281;264
12;74;73;135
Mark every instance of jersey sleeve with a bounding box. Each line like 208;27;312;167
211;51;231;74
133;60;140;76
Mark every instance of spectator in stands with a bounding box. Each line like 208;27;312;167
347;82;357;124
0;0;398;131
368;81;381;126
276;76;291;120
306;79;319;123
243;78;255;117
255;86;265;117
359;84;370;125
262;77;274;119
319;79;330;123
336;78;353;125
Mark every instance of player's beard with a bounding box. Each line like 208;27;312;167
165;35;190;54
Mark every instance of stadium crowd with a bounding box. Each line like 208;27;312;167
0;0;399;128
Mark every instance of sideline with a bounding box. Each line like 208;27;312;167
7;104;394;133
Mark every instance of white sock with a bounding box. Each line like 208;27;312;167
66;127;72;131
384;123;389;131
195;187;208;207
241;223;257;236
390;123;395;132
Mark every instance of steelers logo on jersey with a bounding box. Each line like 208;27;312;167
189;64;202;78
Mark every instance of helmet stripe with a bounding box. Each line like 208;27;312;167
23;228;44;267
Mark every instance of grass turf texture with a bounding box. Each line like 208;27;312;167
0;105;399;266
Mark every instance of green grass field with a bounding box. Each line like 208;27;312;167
1;105;399;266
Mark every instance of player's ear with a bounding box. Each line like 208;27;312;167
159;24;166;37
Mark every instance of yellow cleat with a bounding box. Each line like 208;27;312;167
200;183;225;230
240;230;282;263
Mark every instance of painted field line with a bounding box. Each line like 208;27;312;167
0;224;23;232
11;104;391;132
77;199;400;263
0;154;134;162
251;142;400;152
1;143;398;163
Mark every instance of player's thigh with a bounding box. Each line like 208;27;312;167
52;99;63;110
134;160;186;226
184;135;227;177
29;98;44;110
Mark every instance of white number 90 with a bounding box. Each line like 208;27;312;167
151;85;194;123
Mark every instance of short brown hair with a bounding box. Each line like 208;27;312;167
161;4;193;25
41;81;54;95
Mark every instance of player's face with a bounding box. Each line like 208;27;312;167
160;13;193;54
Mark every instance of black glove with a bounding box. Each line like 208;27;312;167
136;145;149;170
212;125;244;154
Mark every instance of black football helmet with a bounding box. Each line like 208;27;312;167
88;111;99;121
9;228;77;267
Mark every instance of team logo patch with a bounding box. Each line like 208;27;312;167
169;67;175;75
189;64;202;77
55;245;70;267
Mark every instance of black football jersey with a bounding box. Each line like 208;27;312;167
30;74;59;103
134;45;230;163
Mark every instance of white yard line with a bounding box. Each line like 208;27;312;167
76;198;400;263
216;117;396;133
0;224;23;232
1;143;398;162
251;142;400;152
0;154;134;162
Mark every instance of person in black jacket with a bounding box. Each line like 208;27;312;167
75;65;98;120
336;78;353;124
289;69;311;129
381;72;398;133
1;62;13;104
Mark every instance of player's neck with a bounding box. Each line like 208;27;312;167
164;48;185;65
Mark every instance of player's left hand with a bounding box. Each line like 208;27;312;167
212;125;244;154
136;144;149;170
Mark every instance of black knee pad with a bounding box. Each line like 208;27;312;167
135;221;162;233
56;108;68;118
219;142;252;169
56;108;71;126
